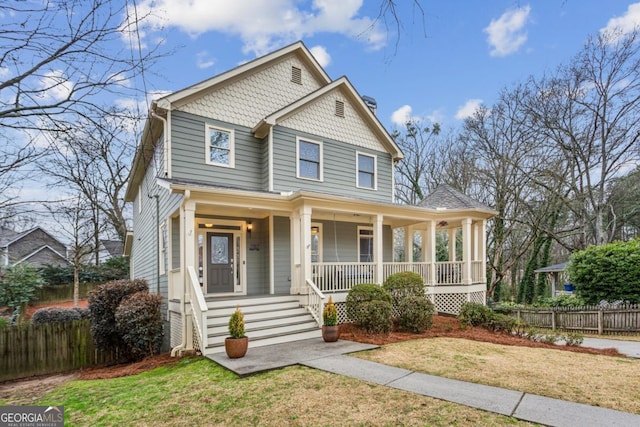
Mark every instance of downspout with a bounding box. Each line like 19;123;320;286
171;189;190;357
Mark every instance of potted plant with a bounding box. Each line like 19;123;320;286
225;306;248;358
322;296;340;342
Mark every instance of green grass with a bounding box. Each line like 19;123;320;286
18;357;533;426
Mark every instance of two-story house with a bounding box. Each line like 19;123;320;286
125;41;495;357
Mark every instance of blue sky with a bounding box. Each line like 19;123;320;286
130;0;640;131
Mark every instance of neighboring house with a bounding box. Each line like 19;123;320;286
124;41;496;356
98;240;124;264
0;227;69;268
535;261;572;297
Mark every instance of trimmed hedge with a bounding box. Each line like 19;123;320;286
458;302;494;327
31;307;82;324
397;295;434;333
115;292;163;360
345;283;393;334
568;239;640;304
382;271;425;307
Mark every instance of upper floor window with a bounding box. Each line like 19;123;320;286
357;152;377;190
297;138;322;181
358;226;374;262
206;124;235;168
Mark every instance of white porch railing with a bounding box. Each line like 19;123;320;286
472;261;483;283
383;262;432;285
313;262;376;292
305;279;325;327
436;261;463;285
187;265;208;351
313;261;486;292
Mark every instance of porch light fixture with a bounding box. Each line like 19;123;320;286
204;223;213;228
247;221;253;237
438;221;448;227
311;226;319;235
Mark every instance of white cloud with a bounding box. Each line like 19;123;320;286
196;51;215;69
133;0;386;56
601;3;640;40
455;99;483;120
0;67;9;79
39;70;73;101
426;109;445;125
484;5;531;57
391;105;419;126
309;45;331;67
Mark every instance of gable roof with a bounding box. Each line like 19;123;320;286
156;41;331;110
252;76;403;160
534;261;569;273
0;226;64;248
100;240;124;257
14;245;69;266
419;185;495;213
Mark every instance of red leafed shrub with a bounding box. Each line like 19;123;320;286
115;292;163;360
88;279;149;354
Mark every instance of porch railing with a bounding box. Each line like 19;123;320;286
383;262;432;284
305;279;325;327
313;262;376;292
313;260;488;292
435;261;463;285
187;265;208;351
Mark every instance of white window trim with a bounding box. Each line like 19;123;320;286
357;226;374;263
159;222;167;276
205;124;235;168
296;137;323;181
356;151;377;190
311;222;323;263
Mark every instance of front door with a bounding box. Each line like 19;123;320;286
207;232;235;293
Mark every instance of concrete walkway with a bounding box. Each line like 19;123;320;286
581;337;640;358
208;338;640;427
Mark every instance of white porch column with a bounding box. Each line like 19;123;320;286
479;219;487;282
300;205;312;294
290;210;301;294
448;228;457;261
374;214;384;283
183;200;196;350
426;221;436;285
462;218;472;285
472;221;479;261
404;225;413;262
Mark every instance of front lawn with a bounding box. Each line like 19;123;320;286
7;357;530;426
354;337;640;414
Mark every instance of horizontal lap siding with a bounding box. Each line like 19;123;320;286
171;110;265;191
272;126;393;202
247;217;269;295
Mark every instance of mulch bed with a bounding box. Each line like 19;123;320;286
80;353;177;380
341;315;623;357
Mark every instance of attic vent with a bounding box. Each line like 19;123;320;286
291;66;302;84
335;100;345;117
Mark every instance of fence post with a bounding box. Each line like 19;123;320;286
551;310;556;330
516;309;521;322
598;310;603;335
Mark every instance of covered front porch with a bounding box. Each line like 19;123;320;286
165;183;495;355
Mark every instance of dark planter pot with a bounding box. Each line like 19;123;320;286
322;325;340;342
225;336;248;358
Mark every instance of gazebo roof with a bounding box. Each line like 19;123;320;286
534;261;570;273
418;184;492;211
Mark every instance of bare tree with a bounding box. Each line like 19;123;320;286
526;29;640;247
48;195;104;307
43;112;134;249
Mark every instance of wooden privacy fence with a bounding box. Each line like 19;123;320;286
513;304;640;335
0;320;118;382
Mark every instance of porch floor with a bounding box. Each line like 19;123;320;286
207;338;378;376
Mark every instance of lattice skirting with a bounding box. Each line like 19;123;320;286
335;302;350;324
434;293;469;314
192;323;202;353
469;291;486;305
170;311;182;348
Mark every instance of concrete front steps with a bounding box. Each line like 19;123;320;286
203;295;321;356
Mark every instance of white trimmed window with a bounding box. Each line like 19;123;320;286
297;138;322;181
206;124;235;167
356;152;377;190
358;226;374;263
311;223;322;263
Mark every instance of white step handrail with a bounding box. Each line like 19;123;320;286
305;278;325;327
187;265;208;350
